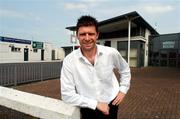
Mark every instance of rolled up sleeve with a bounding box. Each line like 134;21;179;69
113;49;131;94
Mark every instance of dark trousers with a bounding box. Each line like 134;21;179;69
80;102;118;119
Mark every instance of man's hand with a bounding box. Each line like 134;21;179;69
96;102;109;115
112;92;125;106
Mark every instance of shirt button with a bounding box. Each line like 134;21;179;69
90;67;94;72
97;91;100;96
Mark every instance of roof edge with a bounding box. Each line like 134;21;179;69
66;11;159;35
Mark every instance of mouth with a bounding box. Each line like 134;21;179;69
81;43;93;50
84;44;91;48
84;42;93;46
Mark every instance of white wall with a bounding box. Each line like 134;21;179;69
54;48;65;60
30;48;41;61
0;42;25;63
44;42;52;61
0;41;57;63
111;40;117;49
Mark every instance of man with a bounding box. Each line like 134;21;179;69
61;15;131;119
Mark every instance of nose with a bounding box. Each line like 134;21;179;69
85;33;90;41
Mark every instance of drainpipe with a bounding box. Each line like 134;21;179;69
128;20;131;64
72;31;76;51
126;15;140;65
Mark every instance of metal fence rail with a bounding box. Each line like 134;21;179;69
0;61;62;86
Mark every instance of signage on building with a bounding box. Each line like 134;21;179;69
162;41;175;49
0;36;31;44
32;41;43;49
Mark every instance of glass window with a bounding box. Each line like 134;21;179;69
33;49;38;53
11;47;21;52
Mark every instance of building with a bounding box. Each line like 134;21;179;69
0;36;65;63
66;11;159;67
61;45;80;56
149;33;180;67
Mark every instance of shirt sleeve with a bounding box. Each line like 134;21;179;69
113;49;131;94
60;58;97;110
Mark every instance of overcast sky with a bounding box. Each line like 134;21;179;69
0;0;180;47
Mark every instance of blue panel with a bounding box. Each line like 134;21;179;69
0;36;31;44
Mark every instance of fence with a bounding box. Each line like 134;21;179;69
0;61;62;86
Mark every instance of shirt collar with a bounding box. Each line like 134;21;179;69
77;44;103;60
97;44;103;56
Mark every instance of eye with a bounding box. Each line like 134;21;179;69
88;33;95;36
79;33;86;36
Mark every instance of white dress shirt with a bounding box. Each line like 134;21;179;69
61;45;131;110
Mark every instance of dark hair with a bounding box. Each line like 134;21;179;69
76;15;98;33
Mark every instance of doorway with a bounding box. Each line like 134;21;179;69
41;49;44;60
104;41;111;47
159;49;178;67
52;50;55;60
24;48;29;61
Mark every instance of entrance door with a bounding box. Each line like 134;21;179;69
52;50;55;60
24;48;29;61
159;49;178;67
168;51;177;67
130;49;138;67
41;49;44;60
160;50;167;66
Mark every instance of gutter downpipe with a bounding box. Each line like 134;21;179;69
72;31;76;51
128;19;131;64
127;15;140;65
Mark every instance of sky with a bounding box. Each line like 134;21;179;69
0;0;180;47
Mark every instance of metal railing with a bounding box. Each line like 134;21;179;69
0;61;62;86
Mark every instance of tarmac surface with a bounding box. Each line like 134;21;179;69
1;67;180;119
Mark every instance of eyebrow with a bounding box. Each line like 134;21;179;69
79;33;96;35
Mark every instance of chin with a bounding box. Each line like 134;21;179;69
84;47;92;51
81;43;96;51
82;46;93;51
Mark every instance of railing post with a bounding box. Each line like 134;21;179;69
14;65;17;86
41;63;43;81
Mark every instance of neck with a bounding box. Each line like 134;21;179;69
81;46;97;65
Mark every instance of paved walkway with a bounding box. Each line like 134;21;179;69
1;67;180;119
118;67;180;119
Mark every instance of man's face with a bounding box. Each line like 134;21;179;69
77;26;98;52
